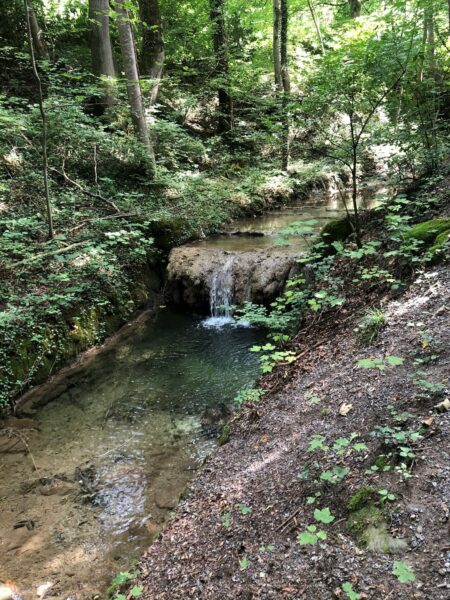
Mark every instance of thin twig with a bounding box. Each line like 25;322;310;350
2;428;41;478
277;507;302;532
49;166;120;213
68;212;134;234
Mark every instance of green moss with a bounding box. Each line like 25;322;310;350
68;307;101;347
347;504;385;538
347;501;407;553
428;228;450;262
321;217;353;244
403;218;450;245
147;217;190;251
218;422;231;446
347;487;377;512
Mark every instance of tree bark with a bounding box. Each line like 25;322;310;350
28;1;48;60
273;0;282;89
138;0;165;105
89;0;116;108
24;0;54;240
115;0;156;173
348;0;361;18
307;0;324;54
209;0;233;133
280;0;290;171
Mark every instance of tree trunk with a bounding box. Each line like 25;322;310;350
209;0;233;133
138;0;165;105
24;0;54;240
273;0;282;89
28;1;48;60
280;0;290;171
115;0;156;173
348;0;361;18
89;0;116;108
307;0;324;54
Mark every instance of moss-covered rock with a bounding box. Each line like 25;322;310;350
347;486;377;512
403;218;450;245
218;422;231;446
347;503;385;538
147;217;190;252
321;217;353;244
428;228;450;262
347;495;407;554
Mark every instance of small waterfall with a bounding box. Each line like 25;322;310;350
204;256;235;327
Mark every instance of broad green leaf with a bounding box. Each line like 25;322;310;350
393;561;416;583
314;507;335;524
386;355;404;366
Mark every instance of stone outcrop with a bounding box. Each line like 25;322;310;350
166;244;302;310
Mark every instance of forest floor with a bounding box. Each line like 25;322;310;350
136;258;450;598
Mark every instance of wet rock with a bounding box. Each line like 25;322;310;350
37;479;75;497
167;246;302;309
200;403;233;435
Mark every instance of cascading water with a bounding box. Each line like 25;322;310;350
204;255;235;327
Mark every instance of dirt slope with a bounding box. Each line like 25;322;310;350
138;264;450;600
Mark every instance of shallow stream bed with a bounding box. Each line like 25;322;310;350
0;189;381;599
0;310;263;599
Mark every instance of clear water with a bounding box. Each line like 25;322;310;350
0;189;383;599
191;190;380;253
0;309;263;599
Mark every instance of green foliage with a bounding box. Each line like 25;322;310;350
222;513;232;528
342;582;360;600
234;386;265;407
237;503;252;515
357;355;404;370
392;561;416;583
378;489;396;506
313;507;335;524
297;524;327;546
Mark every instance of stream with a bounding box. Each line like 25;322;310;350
0;189;380;599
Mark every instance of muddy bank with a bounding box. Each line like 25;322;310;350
137;265;450;599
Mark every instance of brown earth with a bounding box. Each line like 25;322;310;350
137;263;450;599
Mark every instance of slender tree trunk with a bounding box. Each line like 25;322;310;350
89;0;116;108
307;0;324;54
28;1;48;60
138;0;165;105
349;114;361;247
24;0;54;240
115;0;156;173
348;0;361;18
209;0;233;133
273;0;282;89
280;0;290;171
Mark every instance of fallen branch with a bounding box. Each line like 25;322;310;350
49;166;121;213
276;506;302;532
8;240;92;268
68;212;134;234
1;428;41;478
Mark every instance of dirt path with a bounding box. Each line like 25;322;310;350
137;264;450;599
